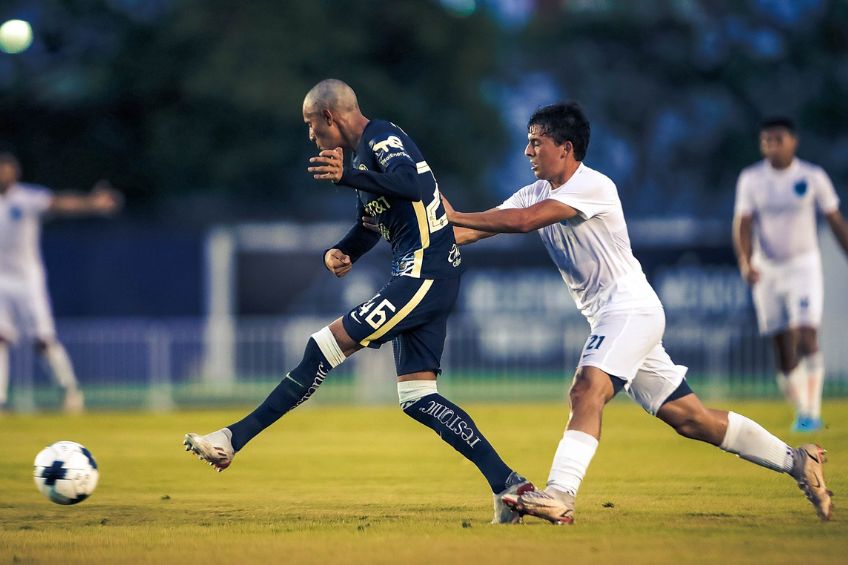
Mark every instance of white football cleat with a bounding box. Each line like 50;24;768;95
503;487;575;525
492;472;535;524
183;428;235;472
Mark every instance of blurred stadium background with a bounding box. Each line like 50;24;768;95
2;0;848;411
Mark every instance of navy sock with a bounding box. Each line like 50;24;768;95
228;337;332;451
403;393;514;493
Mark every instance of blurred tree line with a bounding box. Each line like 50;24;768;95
1;0;846;224
510;0;848;216
1;0;503;223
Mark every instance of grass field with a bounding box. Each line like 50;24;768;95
1;399;846;564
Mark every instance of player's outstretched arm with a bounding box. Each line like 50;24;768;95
825;209;848;258
438;195;496;245
732;213;760;285
447;199;577;234
48;181;123;217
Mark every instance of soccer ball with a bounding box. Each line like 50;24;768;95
33;441;99;505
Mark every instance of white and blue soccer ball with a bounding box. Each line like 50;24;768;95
33;441;99;505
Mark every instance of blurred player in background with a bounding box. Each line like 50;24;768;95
0;152;122;413
444;103;832;524
733;117;848;432
185;79;532;524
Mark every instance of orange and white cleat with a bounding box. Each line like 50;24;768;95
503;487;575;525
792;443;833;521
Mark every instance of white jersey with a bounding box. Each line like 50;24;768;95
0;182;53;284
499;163;661;321
734;158;839;265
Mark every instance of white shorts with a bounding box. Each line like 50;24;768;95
579;307;688;415
752;253;823;335
0;278;57;343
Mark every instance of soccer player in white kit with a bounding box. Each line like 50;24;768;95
0;152;121;413
733;117;848;432
444;103;832;524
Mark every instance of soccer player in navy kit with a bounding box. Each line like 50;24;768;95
185;79;531;524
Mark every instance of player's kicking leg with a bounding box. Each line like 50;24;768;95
184;324;351;471
657;388;833;521
504;366;615;525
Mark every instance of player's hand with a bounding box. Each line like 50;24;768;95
308;148;344;183
440;193;456;221
324;248;352;278
740;263;760;285
90;181;124;215
361;215;380;234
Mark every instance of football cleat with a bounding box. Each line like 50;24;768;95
503;487;575;525
492;472;535;524
183;428;235;472
791;443;833;521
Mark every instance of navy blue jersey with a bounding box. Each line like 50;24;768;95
335;119;461;279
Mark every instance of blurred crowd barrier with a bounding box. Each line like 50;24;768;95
10;220;842;411
5;313;848;412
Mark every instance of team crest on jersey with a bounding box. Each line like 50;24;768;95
9;206;22;220
794;180;808;196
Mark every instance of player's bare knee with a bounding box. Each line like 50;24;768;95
327;318;361;357
672;411;718;442
797;330;818;357
568;380;606;413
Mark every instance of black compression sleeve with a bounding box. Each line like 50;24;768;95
330;222;381;263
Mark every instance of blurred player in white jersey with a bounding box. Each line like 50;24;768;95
443;103;832;524
733;117;848;432
0;152;122;413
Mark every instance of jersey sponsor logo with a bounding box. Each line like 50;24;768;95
371;135;405;154
370;135;413;168
794;180;808;196
363;196;391;216
292;363;329;409
418;399;482;449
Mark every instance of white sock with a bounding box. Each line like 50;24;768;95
397;380;438;409
802;352;824;420
720;411;793;473
0;342;8;405
546;430;598;495
778;363;809;418
41;343;79;391
310;327;347;368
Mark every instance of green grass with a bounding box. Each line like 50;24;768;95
1;400;846;564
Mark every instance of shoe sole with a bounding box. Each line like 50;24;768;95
183;433;231;472
502;494;574;525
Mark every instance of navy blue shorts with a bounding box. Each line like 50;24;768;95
342;276;460;376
